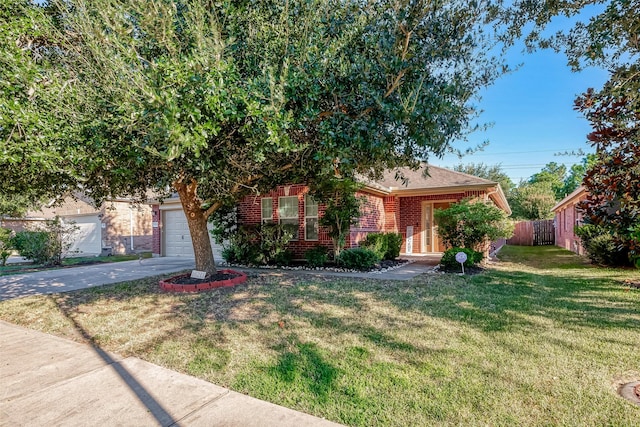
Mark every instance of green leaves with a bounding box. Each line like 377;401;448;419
434;198;514;251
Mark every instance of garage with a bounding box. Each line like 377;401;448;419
162;209;222;259
65;215;102;256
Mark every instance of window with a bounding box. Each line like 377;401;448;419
305;195;318;240
261;198;273;224
278;196;299;239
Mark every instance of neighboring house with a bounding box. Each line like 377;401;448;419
551;186;587;255
151;164;511;259
1;195;153;256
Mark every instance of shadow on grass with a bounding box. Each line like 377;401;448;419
25;248;637;413
268;334;339;400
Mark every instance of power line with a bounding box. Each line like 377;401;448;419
454;148;589;156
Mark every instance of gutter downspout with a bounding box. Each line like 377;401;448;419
130;207;134;252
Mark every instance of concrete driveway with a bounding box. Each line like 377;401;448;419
0;257;195;301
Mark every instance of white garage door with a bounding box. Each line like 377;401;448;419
163;209;223;259
65;215;101;256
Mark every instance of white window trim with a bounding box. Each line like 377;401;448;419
278;196;299;240
261;198;273;224
304;195;318;241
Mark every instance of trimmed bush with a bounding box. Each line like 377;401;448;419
360;232;403;260
385;233;402;260
305;245;329;268
336;247;380;270
440;247;483;271
359;233;387;260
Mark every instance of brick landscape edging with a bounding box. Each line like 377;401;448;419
159;269;247;293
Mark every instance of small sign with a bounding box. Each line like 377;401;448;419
455;251;467;274
152;221;159;228
190;270;207;279
455;252;467;264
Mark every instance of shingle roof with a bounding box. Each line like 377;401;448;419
375;164;497;191
551;186;586;212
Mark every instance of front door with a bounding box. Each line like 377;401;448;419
433;202;450;252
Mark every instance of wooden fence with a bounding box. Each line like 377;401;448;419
507;220;555;246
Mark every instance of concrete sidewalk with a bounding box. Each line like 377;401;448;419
0;257;196;301
0;321;341;427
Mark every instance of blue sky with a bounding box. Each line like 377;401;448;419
434;47;608;183
434;8;610;184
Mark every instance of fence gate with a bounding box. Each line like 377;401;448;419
532;220;555;246
507;220;555;246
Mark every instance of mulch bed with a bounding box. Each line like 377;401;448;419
159;269;247;293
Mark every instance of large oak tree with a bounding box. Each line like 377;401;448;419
2;0;514;274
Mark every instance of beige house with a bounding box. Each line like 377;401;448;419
1;195;153;256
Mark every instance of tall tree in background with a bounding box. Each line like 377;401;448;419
1;0;514;274
508;181;556;220
560;154;597;196
453;163;515;196
528;162;566;200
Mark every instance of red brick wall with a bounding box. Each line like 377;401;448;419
151;205;162;255
382;196;399;233
238;184;334;258
349;191;386;247
554;195;587;255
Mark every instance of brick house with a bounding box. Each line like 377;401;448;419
1;194;153;256
551;186;587;255
149;165;510;259
236;165;510;258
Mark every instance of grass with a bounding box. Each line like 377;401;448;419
1;245;638;425
0;252;152;276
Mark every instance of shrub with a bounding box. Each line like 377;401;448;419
221;226;262;265
434;199;513;252
385;233;402;260
440;247;483;271
273;249;294;266
575;224;630;266
359;233;387;260
360;232;403;260
11;217;79;266
336;247;380;270
12;231;51;265
259;223;294;265
305;245;329;268
221;223;294;265
0;227;13;266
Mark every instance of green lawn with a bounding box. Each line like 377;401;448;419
1;245;638;425
0;252;152;276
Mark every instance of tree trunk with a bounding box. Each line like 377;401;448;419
175;180;217;275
